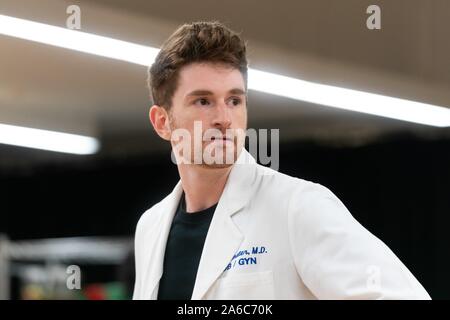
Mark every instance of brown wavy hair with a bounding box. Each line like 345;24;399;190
148;21;249;110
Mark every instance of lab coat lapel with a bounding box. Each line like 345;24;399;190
142;180;183;299
191;149;257;300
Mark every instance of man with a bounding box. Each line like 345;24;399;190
133;21;431;300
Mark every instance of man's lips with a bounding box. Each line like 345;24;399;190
210;136;233;141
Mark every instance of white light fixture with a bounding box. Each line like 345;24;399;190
0;14;158;65
0;123;100;155
248;69;450;127
1;14;450;127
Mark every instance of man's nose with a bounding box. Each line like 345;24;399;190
212;102;232;128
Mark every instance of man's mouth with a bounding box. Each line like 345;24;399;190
211;136;232;141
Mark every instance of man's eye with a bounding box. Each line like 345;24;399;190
194;98;210;106
230;97;242;106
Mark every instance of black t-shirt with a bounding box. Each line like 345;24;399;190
157;192;217;300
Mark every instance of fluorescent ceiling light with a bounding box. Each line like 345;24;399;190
1;14;450;127
0;123;100;155
248;69;450;127
0;14;158;65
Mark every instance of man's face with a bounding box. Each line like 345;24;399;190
167;62;248;168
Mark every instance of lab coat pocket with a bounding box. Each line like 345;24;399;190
214;270;275;300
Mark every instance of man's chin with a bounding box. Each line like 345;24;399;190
196;151;239;168
200;161;235;169
196;147;239;168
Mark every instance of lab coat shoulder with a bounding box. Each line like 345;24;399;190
286;180;431;300
252;163;311;200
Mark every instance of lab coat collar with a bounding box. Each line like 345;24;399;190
192;148;257;299
143;148;258;299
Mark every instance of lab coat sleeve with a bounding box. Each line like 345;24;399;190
132;216;144;300
288;182;431;300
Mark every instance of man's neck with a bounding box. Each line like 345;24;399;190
177;163;233;213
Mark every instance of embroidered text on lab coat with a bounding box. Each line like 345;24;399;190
224;246;268;271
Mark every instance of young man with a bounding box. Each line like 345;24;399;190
133;21;431;300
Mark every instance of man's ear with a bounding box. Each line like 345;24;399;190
149;105;171;141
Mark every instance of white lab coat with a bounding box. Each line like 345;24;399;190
133;148;431;300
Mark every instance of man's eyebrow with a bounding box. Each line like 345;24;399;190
185;88;246;98
228;88;246;95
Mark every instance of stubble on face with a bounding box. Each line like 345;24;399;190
168;111;246;169
167;62;248;169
